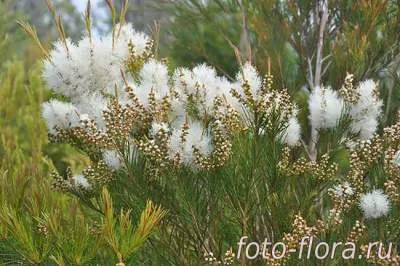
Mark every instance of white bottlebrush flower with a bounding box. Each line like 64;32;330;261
41;99;80;134
173;67;198;98
115;23;151;57
168;121;213;167
192;64;227;111
42;39;78;99
308;86;344;130
43;36;119;99
282;116;301;146
349;117;379;140
359;189;390;219
236;62;262;98
150;122;169;137
133;59;170;107
43;24;150;102
169;98;187;126
332;182;354;197
173;64;231;114
344;138;357;150
86;36;125;95
192;64;218;87
393;150;400;167
349;80;383;139
71;174;91;189
75;93;108;130
103;150;123;170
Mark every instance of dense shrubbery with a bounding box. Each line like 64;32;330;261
0;2;164;265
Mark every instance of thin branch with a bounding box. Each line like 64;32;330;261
321;60;332;77
307;57;314;89
321;53;332;64
314;0;329;87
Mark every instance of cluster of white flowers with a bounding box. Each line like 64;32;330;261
359;189;390;219
47;24;397;174
393;150;400;167
233;63;302;146
41;21;386;174
167;121;213;167
309;86;344;130
132;59;170;107
40;20;397;227
308;80;382;139
43;24;150;99
42;23;151;131
173;64;236;115
103;150;123;171
348;80;383;139
282;116;302;146
332;182;354;197
71;174;91;190
42;99;81;133
150;122;169;137
236;63;262;99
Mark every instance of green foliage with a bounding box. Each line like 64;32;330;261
3;0;84;41
165;0;242;76
0;60;58;264
101;188;166;264
0;3;24;64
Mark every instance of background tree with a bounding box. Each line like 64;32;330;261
2;0;83;40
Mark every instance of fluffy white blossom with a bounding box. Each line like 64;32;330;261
133;59;170;107
168;121;213;167
344;138;357;150
359;189;390;219
332;182;354;197
43;24;150;101
168;98;187;126
349;80;383;139
236;63;262;98
173;64;232;113
116;23;151;56
75;93;109;130
393;150;400;167
227;64;263;123
150;122;169;137
43;36;117;98
41;99;81;133
71;174;91;189
103;150;123;170
173;67;197;96
282;116;301;146
307;80;382;140
42;39;78;98
308;86;344;130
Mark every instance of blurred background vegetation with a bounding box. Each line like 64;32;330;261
1;0;400;264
